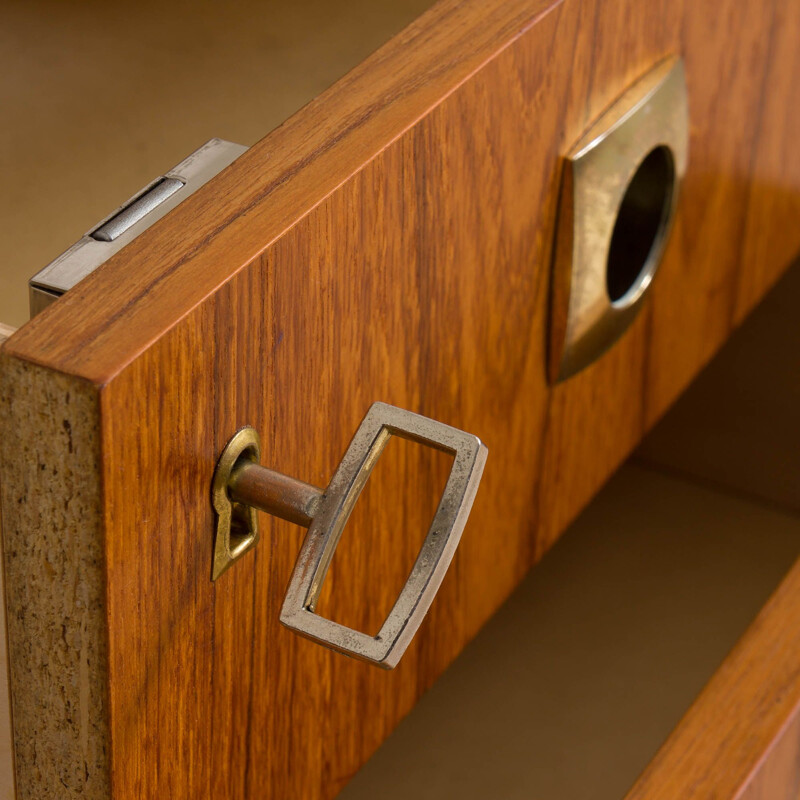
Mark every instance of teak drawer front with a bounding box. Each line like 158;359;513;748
1;0;799;798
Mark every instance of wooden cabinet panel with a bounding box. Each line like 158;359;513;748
2;0;799;798
738;708;800;800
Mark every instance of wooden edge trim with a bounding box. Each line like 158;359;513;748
4;0;562;385
624;555;800;800
0;354;110;800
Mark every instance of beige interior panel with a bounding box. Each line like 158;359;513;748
638;263;800;513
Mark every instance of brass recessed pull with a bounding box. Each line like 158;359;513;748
549;56;689;382
211;402;488;668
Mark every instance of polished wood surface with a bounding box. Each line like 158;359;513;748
738;708;800;800
3;0;555;381
2;0;800;797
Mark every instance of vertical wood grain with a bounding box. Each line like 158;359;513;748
734;0;800;323
98;2;800;793
643;0;783;425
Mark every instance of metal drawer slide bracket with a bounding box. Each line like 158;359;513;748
211;402;488;669
28;138;248;317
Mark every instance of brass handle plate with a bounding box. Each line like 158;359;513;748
549;56;689;382
211;402;487;669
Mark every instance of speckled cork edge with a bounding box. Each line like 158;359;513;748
0;353;110;799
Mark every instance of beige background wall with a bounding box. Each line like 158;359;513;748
0;0;433;328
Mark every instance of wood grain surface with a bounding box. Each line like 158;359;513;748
624;556;800;800
738;708;800;800
2;0;800;798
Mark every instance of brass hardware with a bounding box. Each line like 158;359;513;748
229;462;323;528
211;402;488;668
211;426;261;580
549;57;689;382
